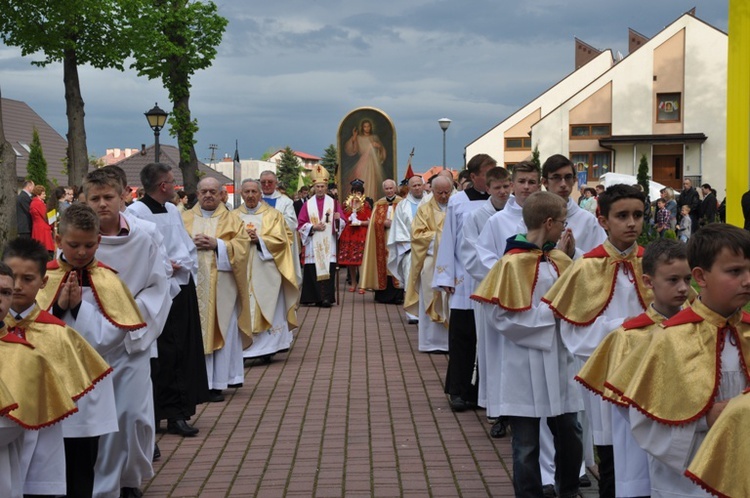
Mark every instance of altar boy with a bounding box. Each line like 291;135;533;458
472;191;582;497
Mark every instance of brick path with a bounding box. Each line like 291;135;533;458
144;274;598;497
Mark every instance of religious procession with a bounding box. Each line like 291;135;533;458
4;144;750;498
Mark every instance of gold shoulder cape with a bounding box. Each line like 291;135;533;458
686;390;750;498
0;377;18;417
576;307;661;407
620;299;750;424
0;327;78;429
6;306;113;402
471;247;571;311
37;258;146;331
542;241;651;325
404;196;447;323
360;196;402;290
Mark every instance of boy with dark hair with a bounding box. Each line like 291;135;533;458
615;224;750;496
472;191;582;497
577;239;693;497
544;184;651;498
3;237;112;498
0;261;81;498
80;169;171;497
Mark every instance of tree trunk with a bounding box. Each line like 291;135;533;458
174;91;199;195
64;48;89;188
0;90;19;241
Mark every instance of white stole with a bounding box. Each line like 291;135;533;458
305;195;335;280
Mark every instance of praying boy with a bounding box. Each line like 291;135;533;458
472;191;582;497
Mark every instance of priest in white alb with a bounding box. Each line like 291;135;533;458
387;175;424;323
235;179;299;362
182;177;252;402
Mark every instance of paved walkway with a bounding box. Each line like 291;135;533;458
144;274;597;497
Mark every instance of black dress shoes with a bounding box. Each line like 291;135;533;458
120;487;144;498
320;300;332;308
490;418;508;438
167;419;199;437
207;389;225;402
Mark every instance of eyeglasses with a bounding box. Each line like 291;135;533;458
553;219;568;228
547;174;576;183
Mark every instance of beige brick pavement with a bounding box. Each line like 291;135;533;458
144;274;597;497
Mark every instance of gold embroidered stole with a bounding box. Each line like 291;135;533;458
38;258;146;331
183;204;252;352
236;203;299;333
304;195;335;280
405;197;447;324
6;306;112;402
542;241;651;325
619;299;750;424
471;247;571;311
0;327;78;429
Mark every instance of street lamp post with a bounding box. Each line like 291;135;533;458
438;118;451;170
145;103;169;162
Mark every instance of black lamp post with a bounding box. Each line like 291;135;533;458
145;103;168;162
438;117;451;170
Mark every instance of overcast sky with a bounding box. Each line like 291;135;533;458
0;1;728;177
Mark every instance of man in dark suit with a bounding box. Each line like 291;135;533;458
677;178;701;231
16;180;34;237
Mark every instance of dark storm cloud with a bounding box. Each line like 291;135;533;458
0;0;729;172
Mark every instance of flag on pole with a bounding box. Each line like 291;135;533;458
233;141;241;209
404;147;415;180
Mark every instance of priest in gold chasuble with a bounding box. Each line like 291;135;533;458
404;176;451;352
182;177;251;396
235;179;299;362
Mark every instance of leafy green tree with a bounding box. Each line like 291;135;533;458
0;90;19;240
26;128;49;192
130;0;228;194
277;146;301;194
531;144;541;170
0;0;142;187
320;144;337;176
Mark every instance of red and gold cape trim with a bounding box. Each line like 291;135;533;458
471;247;571;312
542;242;650;326
618;302;750;425
38;258;146;331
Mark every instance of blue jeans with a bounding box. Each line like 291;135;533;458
508;413;583;498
